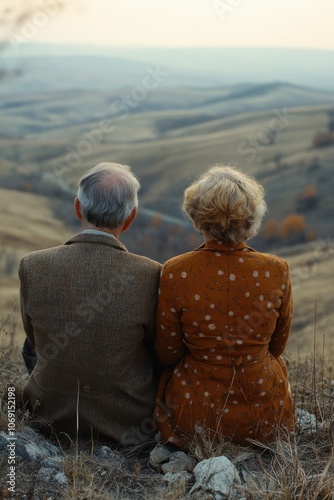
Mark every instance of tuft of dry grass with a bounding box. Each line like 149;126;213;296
61;450;188;500
0;309;31;433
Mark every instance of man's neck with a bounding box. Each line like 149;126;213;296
82;223;121;239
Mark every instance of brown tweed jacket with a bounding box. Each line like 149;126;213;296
19;233;161;444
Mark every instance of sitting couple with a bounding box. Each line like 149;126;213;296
20;162;294;448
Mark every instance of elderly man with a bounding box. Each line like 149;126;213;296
19;163;161;444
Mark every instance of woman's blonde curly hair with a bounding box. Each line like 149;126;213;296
183;165;267;243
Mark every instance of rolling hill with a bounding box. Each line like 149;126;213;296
3;44;334;91
2;81;333;238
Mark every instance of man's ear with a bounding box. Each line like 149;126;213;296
120;206;138;234
74;197;83;222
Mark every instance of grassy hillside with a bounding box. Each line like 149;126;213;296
278;240;334;354
0;188;74;346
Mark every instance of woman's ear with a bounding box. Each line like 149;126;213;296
74;197;83;222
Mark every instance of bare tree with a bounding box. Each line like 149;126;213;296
0;0;71;78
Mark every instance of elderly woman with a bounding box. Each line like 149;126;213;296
154;165;294;447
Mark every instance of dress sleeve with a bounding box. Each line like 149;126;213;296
18;258;35;346
154;264;185;366
269;262;293;358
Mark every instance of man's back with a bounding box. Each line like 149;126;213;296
19;232;161;444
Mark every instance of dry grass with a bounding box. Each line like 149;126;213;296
61;451;189;500
1;321;334;499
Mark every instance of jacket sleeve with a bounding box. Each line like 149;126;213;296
269;262;293;358
18;258;35;347
154;264;185;366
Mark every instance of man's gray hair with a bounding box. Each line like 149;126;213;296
77;162;140;229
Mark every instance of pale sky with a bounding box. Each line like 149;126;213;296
6;0;334;51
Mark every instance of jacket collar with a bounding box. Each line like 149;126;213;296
64;232;128;252
195;240;255;253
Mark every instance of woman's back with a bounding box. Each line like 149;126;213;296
154;240;294;447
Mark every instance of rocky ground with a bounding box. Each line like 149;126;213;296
0;400;333;499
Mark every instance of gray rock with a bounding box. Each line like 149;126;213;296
163;471;193;484
37;456;68;494
161;451;197;473
40;457;63;470
149;444;173;469
0;432;7;452
95;445;118;458
0;431;30;460
296;409;323;434
37;465;68;489
0;428;60;462
22;428;60;461
38;466;56;480
190;456;242;500
53;472;68;487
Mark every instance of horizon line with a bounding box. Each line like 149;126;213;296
5;41;334;53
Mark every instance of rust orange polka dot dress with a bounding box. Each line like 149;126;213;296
154;240;294;447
